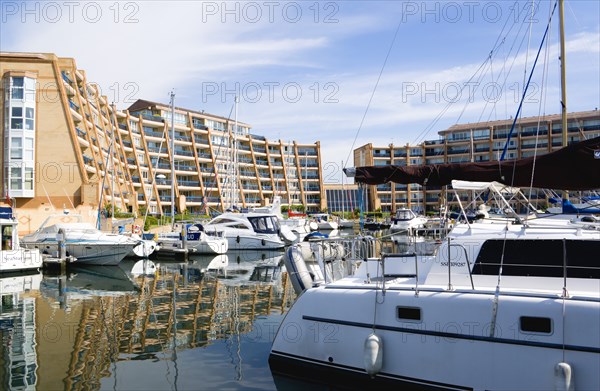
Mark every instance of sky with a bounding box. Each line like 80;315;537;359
1;0;599;184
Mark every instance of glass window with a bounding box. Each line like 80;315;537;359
12;107;22;117
10;167;22;190
11;77;24;99
24;168;33;190
11;118;23;129
24;138;34;160
11;138;22;159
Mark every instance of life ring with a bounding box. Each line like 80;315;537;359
132;225;141;235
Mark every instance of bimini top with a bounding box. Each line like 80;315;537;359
349;136;600;191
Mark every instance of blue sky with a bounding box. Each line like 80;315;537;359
2;1;599;183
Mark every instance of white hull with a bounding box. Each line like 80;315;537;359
273;219;600;390
271;285;600;390
338;220;355;229
224;233;285;250
0;248;43;272
156;235;228;255
22;241;135;265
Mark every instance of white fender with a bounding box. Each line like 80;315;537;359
284;246;314;294
364;333;383;377
309;221;318;231
554;362;574;391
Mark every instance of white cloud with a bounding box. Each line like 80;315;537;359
1;0;598;182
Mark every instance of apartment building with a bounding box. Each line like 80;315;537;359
1;52;325;231
355;110;600;213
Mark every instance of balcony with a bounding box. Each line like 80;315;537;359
143;128;164;138
61;71;74;86
147;147;166;154
178;180;200;187
75;127;86;138
68;100;80;111
174;149;194;157
175;164;197;172
447;148;469;155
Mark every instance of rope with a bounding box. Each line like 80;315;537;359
500;1;558;161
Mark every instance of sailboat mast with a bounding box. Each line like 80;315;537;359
233;96;239;209
558;0;569;203
341;160;345;218
559;0;568;148
170;91;175;226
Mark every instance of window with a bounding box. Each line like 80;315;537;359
520;316;552;334
11;77;24;99
11;107;23;129
10;138;22;159
23;138;34;160
25;107;34;130
397;306;422;321
24;168;33;190
472;239;600;278
10;167;22;190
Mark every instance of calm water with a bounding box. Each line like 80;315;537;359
0;250;297;391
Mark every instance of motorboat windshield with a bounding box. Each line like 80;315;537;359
395;209;416;221
248;216;280;234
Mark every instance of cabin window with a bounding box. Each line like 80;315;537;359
2;226;13;250
520;316;552;334
396;306;421;322
472;239;600;278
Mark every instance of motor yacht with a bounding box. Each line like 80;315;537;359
21;212;140;266
204;212;287;250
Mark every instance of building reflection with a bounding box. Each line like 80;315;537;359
0;253;294;390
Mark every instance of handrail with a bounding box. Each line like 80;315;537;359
381;252;419;296
446;238;475;290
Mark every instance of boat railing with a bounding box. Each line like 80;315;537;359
380;252;419;295
446;238;474;290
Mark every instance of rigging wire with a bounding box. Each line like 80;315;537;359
344;14;403;169
412;1;522;145
500;1;558;161
526;0;554;207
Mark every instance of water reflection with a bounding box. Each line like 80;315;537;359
0;251;294;390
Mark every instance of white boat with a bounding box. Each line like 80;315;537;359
310;213;339;231
388;207;428;234
155;222;228;255
204;212;287;250
249;196;302;242
337;218;355;229
0;207;43;272
273;211;600;390
21;212;140;266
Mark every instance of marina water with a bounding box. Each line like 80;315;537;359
0;251;297;390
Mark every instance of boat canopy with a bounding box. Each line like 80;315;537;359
349;136;600;190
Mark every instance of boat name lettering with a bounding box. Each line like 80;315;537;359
440;261;466;267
